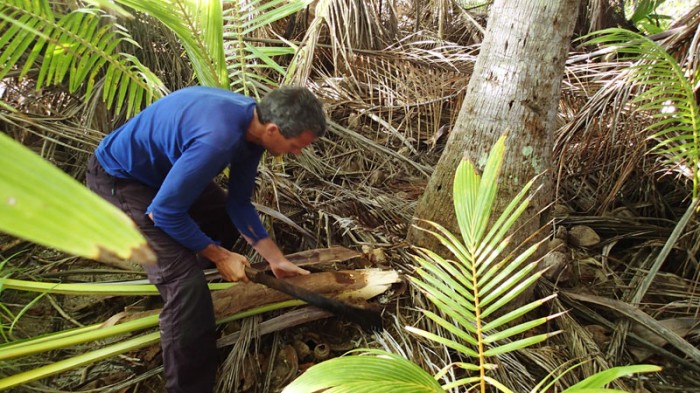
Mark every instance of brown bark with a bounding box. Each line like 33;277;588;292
213;268;399;317
408;0;581;255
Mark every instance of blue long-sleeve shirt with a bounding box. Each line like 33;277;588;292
95;86;269;251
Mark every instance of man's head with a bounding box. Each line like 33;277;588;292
256;87;327;156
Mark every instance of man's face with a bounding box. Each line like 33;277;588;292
265;128;316;156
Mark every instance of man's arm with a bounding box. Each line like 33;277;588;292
148;141;230;251
226;150;308;279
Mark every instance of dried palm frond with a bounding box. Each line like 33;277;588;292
410;0;488;44
286;0;395;86
217;316;261;393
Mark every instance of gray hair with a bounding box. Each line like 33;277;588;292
257;87;327;138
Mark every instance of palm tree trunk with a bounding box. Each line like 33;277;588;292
409;0;581;255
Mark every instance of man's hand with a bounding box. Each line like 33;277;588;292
270;259;310;279
247;237;310;279
214;252;251;282
199;244;250;282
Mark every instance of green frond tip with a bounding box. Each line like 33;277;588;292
114;0;227;88
0;133;156;265
82;0;134;18
454;133;508;249
561;365;661;392
282;349;445;393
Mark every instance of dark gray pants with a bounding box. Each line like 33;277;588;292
86;156;236;393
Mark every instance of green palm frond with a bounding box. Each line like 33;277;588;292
0;131;155;265
0;0;166;118
113;0;228;88
223;0;313;97
558;365;662;393
583;28;700;197
283;349;445;393
0;279;306;390
407;133;558;392
0;331;160;390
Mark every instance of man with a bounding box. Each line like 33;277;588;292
86;86;327;393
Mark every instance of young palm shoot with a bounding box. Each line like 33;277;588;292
406;133;556;393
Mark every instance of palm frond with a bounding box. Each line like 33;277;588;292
114;0;227;88
282;349;446;393
223;0;313;97
0;0;166;118
286;0;392;86
583;28;700;197
0;131;155;265
560;365;662;393
408;133;559;391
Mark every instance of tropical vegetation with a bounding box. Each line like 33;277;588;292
1;0;699;392
283;134;660;392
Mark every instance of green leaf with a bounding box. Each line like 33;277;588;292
0;132;155;264
406;326;479;358
483;332;556;356
0;277;232;296
483;313;561;343
223;0;313;96
1;0;166;117
282;349;445;393
479;242;540;296
582;28;699;197
482;269;543;318
421;309;479;346
561;365;662;392
115;0;227;88
483;294;557;331
0;315;159;361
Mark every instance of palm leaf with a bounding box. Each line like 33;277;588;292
282;132;658;392
0;0;166;118
560;365;662;392
113;0;227;88
223;0;312;97
0;132;155;265
282;349;446;393
408;133;559;391
0;331;160;390
582;28;700;197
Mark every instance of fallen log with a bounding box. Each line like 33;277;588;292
212;268;400;319
108;247;399;326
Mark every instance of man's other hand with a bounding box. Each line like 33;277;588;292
270;259;310;279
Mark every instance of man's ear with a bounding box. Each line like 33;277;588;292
265;123;280;136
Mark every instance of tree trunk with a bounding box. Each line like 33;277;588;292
408;0;580;255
